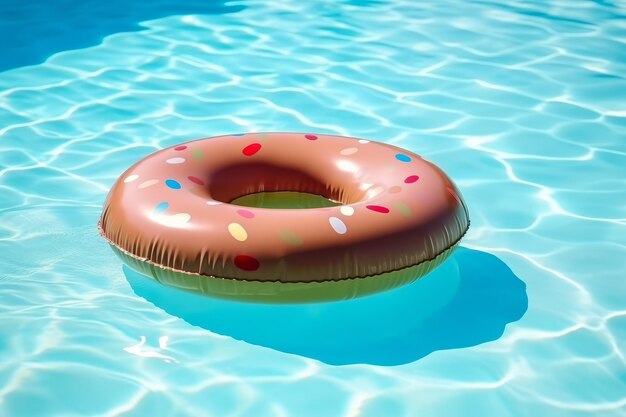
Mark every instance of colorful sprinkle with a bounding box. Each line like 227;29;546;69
278;229;302;246
395;154;412;162
329;217;347;234
206;200;223;206
366;205;390;213
154;212;191;227
388;186;402;194
367;186;385;199
139;179;159;189
304;134;318;140
242;143;262;156
154;202;169;213
124;174;139;183
170;213;191;224
395;202;412;217
337;160;359;173
166;157;186;164
174;145;187;151
165;179;181;189
358;139;370;144
228;223;248;242
340;206;354;216
192;149;204;160
188;176;205;185
404;175;420;184
237;209;255;219
340;147;359;156
234;255;260;271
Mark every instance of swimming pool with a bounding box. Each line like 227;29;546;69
1;0;625;415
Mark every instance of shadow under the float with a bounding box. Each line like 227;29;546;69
124;247;527;366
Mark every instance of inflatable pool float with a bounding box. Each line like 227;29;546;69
99;132;469;303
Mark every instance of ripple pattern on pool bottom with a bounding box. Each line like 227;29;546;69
1;0;626;416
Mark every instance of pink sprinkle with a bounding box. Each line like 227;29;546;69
188;176;205;185
404;175;420;184
304;134;318;140
174;145;187;151
366;205;390;213
237;209;255;219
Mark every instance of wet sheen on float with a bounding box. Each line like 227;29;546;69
99;133;470;303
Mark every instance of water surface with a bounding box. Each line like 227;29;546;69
1;0;625;415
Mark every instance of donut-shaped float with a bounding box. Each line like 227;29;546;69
99;133;470;303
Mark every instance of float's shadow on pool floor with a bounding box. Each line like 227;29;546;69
124;247;528;366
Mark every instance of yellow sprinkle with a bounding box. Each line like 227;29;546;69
228;223;248;242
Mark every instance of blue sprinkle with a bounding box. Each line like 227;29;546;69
154;202;169;213
165;179;181;189
395;153;412;162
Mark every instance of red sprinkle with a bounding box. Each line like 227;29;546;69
366;205;390;213
174;145;187;151
234;255;260;271
188;176;205;185
242;143;262;156
304;134;318;140
404;175;420;184
237;209;255;219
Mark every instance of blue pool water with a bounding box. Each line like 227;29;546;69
1;0;626;416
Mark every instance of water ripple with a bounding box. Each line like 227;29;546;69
1;0;626;416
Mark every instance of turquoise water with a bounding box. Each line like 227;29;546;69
1;0;626;415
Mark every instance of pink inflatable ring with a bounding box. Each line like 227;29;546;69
99;132;470;303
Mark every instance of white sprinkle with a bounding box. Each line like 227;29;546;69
138;179;159;189
329;217;347;234
163;213;191;226
367;186;385;198
166;157;186;164
206;200;223;206
358;139;370;144
337;160;359;173
340;206;355;216
340;147;359;156
124;174;139;183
